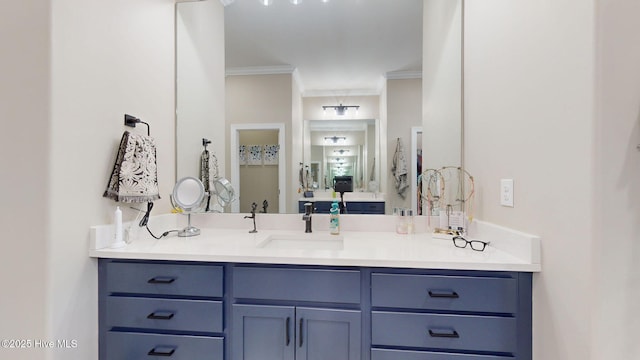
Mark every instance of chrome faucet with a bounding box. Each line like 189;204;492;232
244;202;258;233
302;202;313;233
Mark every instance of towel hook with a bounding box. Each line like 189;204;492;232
124;114;150;136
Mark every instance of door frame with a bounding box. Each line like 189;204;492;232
411;126;423;214
230;123;286;213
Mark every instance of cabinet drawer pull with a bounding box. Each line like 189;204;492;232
299;318;304;347
148;276;176;284
147;346;176;357
428;290;459;299
428;329;460;338
286;317;291;346
147;311;175;320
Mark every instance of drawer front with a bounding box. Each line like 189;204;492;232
372;311;517;354
372;273;517;313
106;332;223;360
233;266;361;304
372;348;512;360
106;261;223;297
106;297;223;333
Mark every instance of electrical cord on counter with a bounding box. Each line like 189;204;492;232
139;202;179;239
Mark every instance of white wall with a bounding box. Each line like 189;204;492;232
593;0;640;358
464;1;595;359
0;1;51;359
176;0;226;181
49;1;176;360
422;0;462;170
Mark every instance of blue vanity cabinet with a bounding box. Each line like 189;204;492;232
98;260;532;360
98;260;225;360
231;266;362;360
232;305;361;360
370;271;532;360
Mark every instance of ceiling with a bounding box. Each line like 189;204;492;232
223;0;423;96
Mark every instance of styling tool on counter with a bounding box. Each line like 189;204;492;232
333;175;353;214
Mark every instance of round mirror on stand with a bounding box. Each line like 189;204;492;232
212;177;235;208
172;176;205;237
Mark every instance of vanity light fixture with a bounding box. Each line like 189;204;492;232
324;136;347;144
322;104;360;116
334;149;350;155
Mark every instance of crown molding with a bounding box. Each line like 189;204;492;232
385;70;423;80
226;65;296;76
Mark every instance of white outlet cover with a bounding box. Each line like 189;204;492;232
500;179;514;207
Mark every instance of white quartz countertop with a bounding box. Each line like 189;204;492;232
89;213;541;272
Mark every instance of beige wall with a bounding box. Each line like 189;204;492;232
387;78;422;211
465;1;595;359
0;1;51;359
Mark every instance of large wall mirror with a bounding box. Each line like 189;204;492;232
176;0;463;215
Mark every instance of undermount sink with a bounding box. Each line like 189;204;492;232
259;233;344;250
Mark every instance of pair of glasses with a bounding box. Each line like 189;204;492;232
452;236;490;252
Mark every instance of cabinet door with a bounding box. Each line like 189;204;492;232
296;307;361;360
232;304;295;360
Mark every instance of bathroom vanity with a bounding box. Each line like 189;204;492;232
90;214;540;360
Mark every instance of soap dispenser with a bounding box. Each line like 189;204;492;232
329;201;340;235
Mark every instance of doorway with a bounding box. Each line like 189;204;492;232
230;123;286;213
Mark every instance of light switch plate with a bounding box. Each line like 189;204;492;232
500;179;514;207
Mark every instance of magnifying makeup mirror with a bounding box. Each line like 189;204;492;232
172;176;205;237
212;178;235;208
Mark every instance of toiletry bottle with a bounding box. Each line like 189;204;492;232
405;209;415;234
330;201;340;235
111;206;126;248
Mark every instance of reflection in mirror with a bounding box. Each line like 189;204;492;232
176;0;464;215
305;119;377;192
